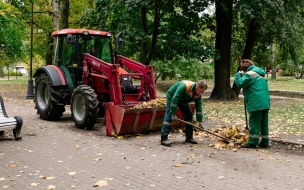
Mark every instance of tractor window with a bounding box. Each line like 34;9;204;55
53;36;75;67
84;37;112;63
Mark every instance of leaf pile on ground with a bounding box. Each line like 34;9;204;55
196;125;249;151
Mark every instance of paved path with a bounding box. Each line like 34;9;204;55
0;98;303;190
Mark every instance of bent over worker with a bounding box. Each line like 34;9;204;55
160;80;207;146
234;59;270;148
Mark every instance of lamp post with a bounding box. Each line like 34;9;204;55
26;1;34;99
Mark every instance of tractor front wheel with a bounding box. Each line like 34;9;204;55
71;85;99;129
34;74;65;120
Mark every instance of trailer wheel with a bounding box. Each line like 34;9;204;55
34;74;65;120
71;85;99;129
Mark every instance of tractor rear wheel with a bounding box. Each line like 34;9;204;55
71;85;99;129
34;74;65;120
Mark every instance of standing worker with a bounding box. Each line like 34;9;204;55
160;80;208;146
234;59;270;148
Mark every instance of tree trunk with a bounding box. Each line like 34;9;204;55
231;19;259;98
45;33;54;65
61;0;69;29
140;6;147;65
210;0;233;100
0;66;4;77
271;43;276;79
242;19;259;59
53;0;59;31
147;0;160;65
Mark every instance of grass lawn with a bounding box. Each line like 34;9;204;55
1;76;303;136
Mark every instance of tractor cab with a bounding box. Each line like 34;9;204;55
52;29;113;90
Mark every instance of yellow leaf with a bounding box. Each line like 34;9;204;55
67;172;76;176
46;176;55;180
93;180;108;187
174;163;182;167
46;185;56;189
218;176;225;179
3;185;9;189
10;164;17;168
30;182;40;187
0;177;5;181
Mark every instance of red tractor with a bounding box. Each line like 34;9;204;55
34;28;190;136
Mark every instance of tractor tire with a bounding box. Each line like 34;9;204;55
34;74;65;120
71;85;99;129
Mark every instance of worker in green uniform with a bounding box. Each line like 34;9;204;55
234;59;270;148
160;80;208;146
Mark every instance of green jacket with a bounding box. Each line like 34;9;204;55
166;80;203;122
234;65;270;112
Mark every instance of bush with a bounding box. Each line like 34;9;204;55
152;56;214;82
4;71;23;76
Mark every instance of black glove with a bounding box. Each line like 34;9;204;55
199;123;204;130
171;114;178;121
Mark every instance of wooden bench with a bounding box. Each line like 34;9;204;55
0;96;23;140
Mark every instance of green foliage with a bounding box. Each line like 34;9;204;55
0;2;26;62
79;0;215;64
5;71;23;76
152;56;213;82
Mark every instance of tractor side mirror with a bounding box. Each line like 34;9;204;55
115;32;124;54
117;38;123;48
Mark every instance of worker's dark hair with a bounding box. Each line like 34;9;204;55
196;80;208;90
241;59;254;71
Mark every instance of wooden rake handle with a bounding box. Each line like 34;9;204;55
176;118;230;143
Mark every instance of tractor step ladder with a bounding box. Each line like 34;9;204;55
0;96;23;140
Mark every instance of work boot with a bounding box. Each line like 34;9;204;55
258;144;269;148
161;136;173;146
241;143;257;148
185;138;198;144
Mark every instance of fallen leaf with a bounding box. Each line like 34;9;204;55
46;185;56;189
93;180;108;187
30;182;40;187
218;176;225;179
67;172;76;176
46;176;55;180
10;164;18;168
175;176;183;179
3;185;9;189
74;145;80;150
0;177;5;181
93;158;101;161
174;163;182;167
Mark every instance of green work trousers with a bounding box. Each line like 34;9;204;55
248;109;269;146
161;100;193;139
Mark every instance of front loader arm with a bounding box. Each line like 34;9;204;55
83;53;124;105
116;55;157;99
